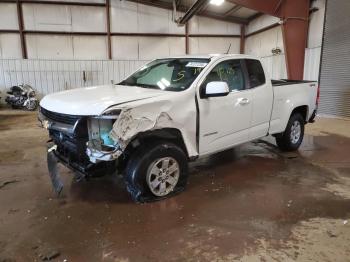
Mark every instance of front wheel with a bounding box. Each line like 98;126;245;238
275;113;305;151
124;142;188;203
25;99;38;111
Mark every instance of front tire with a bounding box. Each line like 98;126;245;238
276;113;305;151
124;142;188;203
25;99;38;111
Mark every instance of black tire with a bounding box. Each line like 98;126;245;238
276;113;305;152
124;141;188;203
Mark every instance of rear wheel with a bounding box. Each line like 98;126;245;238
276;113;305;151
124;141;188;203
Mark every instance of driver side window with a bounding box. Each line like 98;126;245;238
203;59;245;92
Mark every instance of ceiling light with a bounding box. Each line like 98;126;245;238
210;0;224;6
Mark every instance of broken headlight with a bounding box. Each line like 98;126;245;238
88;117;116;146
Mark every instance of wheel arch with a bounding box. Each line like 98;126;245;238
290;105;309;123
118;128;190;171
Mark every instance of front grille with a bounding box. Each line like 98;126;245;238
40;106;81;125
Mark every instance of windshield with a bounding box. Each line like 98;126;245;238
119;58;210;91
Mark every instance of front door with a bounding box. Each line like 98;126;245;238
197;59;252;155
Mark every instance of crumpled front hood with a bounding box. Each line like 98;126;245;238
39;84;167;115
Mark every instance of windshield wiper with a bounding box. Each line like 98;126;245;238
118;81;129;85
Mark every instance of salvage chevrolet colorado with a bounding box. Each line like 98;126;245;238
39;54;319;202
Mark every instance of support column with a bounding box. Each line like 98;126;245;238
185;23;189;54
16;0;27;59
240;25;245;54
280;1;310;80
226;0;310;80
106;0;112;59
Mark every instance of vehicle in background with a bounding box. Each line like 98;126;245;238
6;84;38;111
38;54;319;202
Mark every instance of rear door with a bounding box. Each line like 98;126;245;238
243;59;273;140
197;59;253;155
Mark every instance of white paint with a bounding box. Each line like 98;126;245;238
110;1;184;34
72;36;107;59
245;26;284;57
189;16;240;35
26;35;74;59
0;0;242;60
71;6;106;32
304;47;322;81
0;3;18;30
204;81;229;95
138;37;185;60
110;1;138;33
189;37;240;54
39;54;318;159
308;0;326;48
23;4;72;31
23;4;106;32
246;14;279;35
112;36;139;60
0;34;21;59
40;84;167;115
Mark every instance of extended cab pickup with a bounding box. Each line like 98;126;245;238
39;54;319;202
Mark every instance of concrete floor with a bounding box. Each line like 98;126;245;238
1;109;350;262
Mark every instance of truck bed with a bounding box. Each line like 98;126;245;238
272;79;316;86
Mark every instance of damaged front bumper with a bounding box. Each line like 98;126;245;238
46;142;119;195
39;107;122;194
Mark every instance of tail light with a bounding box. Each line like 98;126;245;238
316;84;320;106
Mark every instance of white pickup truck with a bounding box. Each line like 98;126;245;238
39;54;319;202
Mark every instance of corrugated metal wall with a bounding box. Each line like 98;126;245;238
0;59;148;98
319;0;350;117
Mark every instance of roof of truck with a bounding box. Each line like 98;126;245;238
158;54;261;61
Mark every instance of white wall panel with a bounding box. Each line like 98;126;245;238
138;5;169;33
0;3;18;30
23;4;105;32
23;4;72;31
308;0;326;48
112;36;139;60
260;54;287;80
245;26;284;57
169;37;186;55
189;16;240;35
110;1;184;34
26;35;73;59
189;37;240;54
71;6;106;32
0;34;22;59
168;12;185;34
246;14;279;35
110;1;138;33
304;47;321;81
72;36;107;59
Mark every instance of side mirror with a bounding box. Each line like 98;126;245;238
203;81;230;98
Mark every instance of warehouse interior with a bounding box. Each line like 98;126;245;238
1;0;350;261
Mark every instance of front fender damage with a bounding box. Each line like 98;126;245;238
109;108;174;150
86;107;176;163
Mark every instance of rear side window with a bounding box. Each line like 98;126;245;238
245;59;266;88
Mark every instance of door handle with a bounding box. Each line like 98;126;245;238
239;98;250;105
